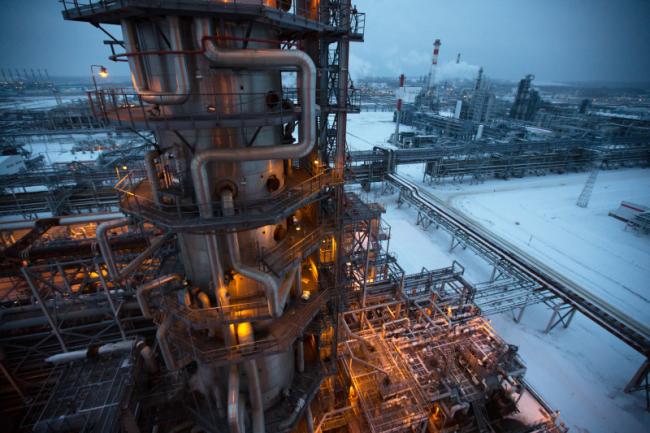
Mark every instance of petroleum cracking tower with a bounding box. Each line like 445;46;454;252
61;1;364;431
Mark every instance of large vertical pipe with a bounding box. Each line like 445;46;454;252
238;322;265;433
305;406;315;433
334;3;351;171
228;364;243;433
296;336;305;373
144;151;162;207
294;264;303;298
121;16;190;104
244;360;265;433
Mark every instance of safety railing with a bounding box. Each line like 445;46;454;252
262;224;334;275
348;10;366;37
62;1;364;34
348;86;362;112
165;287;332;365
161;295;272;329
60;0;123;15
115;168;343;230
87;88;300;130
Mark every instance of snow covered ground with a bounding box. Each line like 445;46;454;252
0;95;85;110
347;110;650;433
419;169;650;325
346;110;413;151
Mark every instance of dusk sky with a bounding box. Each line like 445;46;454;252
1;0;649;83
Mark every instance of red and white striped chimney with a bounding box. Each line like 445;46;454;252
394;74;405;145
426;39;442;92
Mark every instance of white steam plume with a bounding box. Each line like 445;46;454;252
436;60;480;82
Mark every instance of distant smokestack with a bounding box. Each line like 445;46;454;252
474;67;484;91
426;39;442;92
394;74;405;145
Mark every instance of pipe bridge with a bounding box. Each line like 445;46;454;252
386;172;650;393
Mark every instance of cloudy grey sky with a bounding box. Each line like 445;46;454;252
354;0;650;83
1;0;649;83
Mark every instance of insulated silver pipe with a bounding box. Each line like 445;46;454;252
222;189;276;314
278;264;300;310
144;150;162;207
191;17;317;217
238;323;265;433
244;360;265;433
296;336;305;373
224;224;279;316
136;274;183;318
294;264;302;298
136;340;158;373
305;406;315;433
96;218;171;281
228;242;296;317
228;364;243;433
45;339;136;364
0;212;124;231
222;190;297;317
277;397;306;431
122;16;190;105
96;217;129;279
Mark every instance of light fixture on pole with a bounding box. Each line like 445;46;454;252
90;64;108;93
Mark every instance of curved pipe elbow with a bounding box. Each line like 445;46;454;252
96;217;130;280
221;190;284;317
197;292;212;309
136;340;158;373
136;274;183;318
98;218;171;283
122;17;190;105
191;17;317;165
225;230;282;317
279;263;300;310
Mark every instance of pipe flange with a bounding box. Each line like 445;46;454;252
215;180;238;199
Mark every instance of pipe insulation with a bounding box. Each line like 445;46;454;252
121;16;190;105
96;218;171;282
